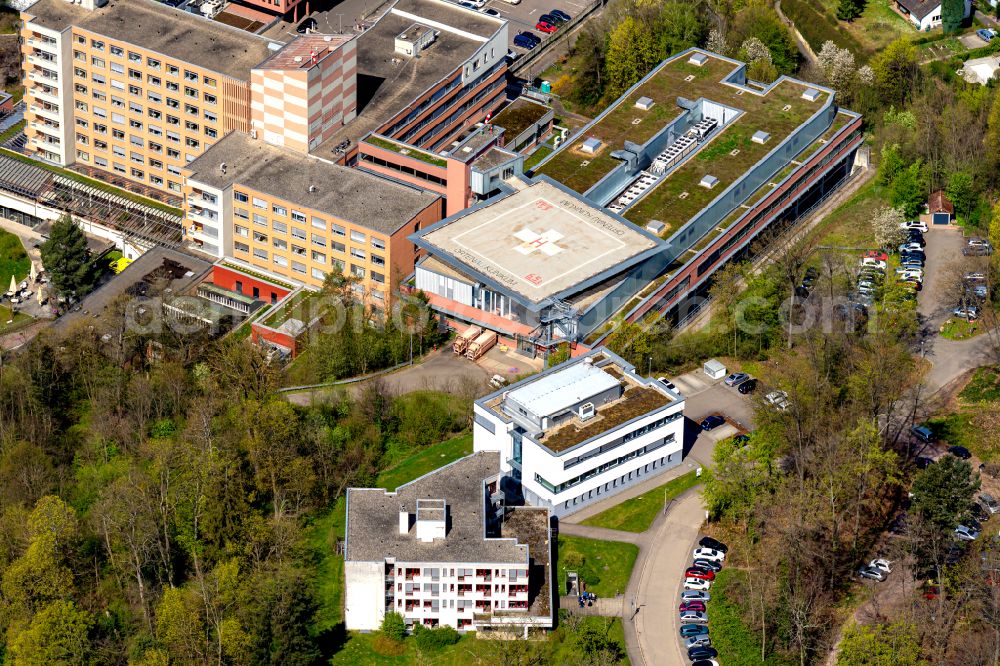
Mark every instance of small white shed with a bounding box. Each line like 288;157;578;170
703;359;726;380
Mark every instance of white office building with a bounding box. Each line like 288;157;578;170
344;452;553;633
473;348;685;517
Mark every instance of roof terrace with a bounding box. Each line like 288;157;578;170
535;50;831;236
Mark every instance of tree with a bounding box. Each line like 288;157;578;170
869;206;906;250
817;41;857;91
941;0;964;33
876;143;905;186
8;600;92;666
380;611;407;641
869;39;918;106
38;215;92;300
985;90;1000;171
946;171;976;222
653;2;706;59
911;455;980;531
836;0;863;22
730;5;798;74
889;162;926;219
604;17;655;99
837;620;922;665
707;28;729;56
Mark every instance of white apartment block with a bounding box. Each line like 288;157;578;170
344;452;552;633
474;348;685;517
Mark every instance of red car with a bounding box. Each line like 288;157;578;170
863;250;889;262
685;568;715;581
535;20;557;33
679;600;706;612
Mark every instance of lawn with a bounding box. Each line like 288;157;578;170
939;317;982;340
524;145;553;171
960;366;1000;403
375;432;473;491
0;230;30;291
307;497;347;638
708;569;795;665
808;180;888;248
580;470;700;532
783;0;912;60
557;534;638;598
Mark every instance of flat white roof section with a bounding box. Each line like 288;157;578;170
418;180;658;304
506;361;620;419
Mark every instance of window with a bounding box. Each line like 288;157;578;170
93;106;107;119
149;108;162;120
350;248;366;260
235;241;249;253
311;234;326;247
234;225;249;238
272;204;287;216
371;237;386;250
185;70;198;82
77;150;89;162
110;80;125;92
372;271;385;284
234;191;248;202
110;45;123;56
91;39;105;51
148;75;161;87
111;112;125;124
311;267;326;280
130;135;143;147
273;238;287;250
291;228;306;241
350;264;365;278
166;131;180;143
131;168;144;179
150;175;163;186
272;221;287;234
167;148;180;159
253;213;267;226
149;125;163;136
148;91;162;104
149;142;162;153
76;133;89;145
234;208;249;220
129;119;142;130
253;248;268;260
185;104;199;116
92;73;106;85
149;159;163;169
129;102;142;114
312;251;326;264
291;244;306;256
128;84;141;96
167;64;179;76
372;254;385;266
74;83;88;94
291;261;306;274
350;230;366;243
128;51;141;63
94;139;107;150
185;120;199;131
332;241;346;253
166;97;179;109
166;81;179;92
204;111;218;123
311;217;326;230
204;94;217;105
147;58;160;70
253;231;268;243
291;210;306;223
205;127;217;138
76;101;90;113
75;118;89;129
129;69;142;81
331;224;346;237
95;156;108;167
91;56;105;68
252;197;267;209
110;62;124;74
92;91;106;102
184;87;198;99
112;145;125;157
167;115;179;126
273;255;288;267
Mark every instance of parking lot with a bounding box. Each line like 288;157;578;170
479;0;595;52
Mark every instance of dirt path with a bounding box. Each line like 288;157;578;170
775;0;820;68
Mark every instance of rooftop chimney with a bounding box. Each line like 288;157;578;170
398;507;410;535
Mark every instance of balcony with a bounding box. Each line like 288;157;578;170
28;37;58;51
27;53;57;66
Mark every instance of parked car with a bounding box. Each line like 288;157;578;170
802;266;819;287
679;611;709;624
679;600;707;612
657;376;677;391
869;558;893;574
693;558;722;572
858;566;886;581
900;220;928;232
952;306;980;321
965;272;987;282
688;646;719;660
955;524;980;541
860;258;887;270
692;660;721;666
897;280;922;291
724;372;749;386
694;547;725;561
514;32;538;51
699;536;728;553
738;378;757;394
684;577;711;591
906;234;926;247
899;242;923;253
685;635;713;649
550;8;572;20
685;567;715;581
949;445;972;459
680;623;709;637
981;493;1000;515
535;20;558;33
681;589;711;602
538;12;566;24
480;7;501;15
765;390;791;411
978;28;997;42
732;434;750;446
910;425;934;444
898;270;924;282
914;456;935;469
700;415;725;430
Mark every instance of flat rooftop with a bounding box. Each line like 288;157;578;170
506;361;620;419
536;49;831;234
311;0;504;157
186;132;440;236
346;451;529;564
23;0;277;80
255;34;355;70
415;179;661;305
492;97;552;140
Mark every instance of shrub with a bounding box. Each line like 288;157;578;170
413;625;461;651
380;611;407;641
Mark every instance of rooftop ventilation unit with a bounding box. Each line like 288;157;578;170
580;137;602;154
646;220;667;235
802;88;821;102
688;52;709;67
752;130;770;144
635;96;655;111
394;24;436;57
700;174;719;189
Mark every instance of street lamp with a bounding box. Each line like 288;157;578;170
647;356;653;377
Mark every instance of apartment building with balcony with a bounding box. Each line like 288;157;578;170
20;0;281;203
345;451;552;633
473;348;685;517
184;131;442;300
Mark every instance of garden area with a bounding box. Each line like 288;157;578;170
782;0;914;59
923;366;1000;463
556;535;638;598
580;469;700;532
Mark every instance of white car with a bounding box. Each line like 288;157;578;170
869;558;893;574
898;270;923;282
684;577;711;591
900;220;928;233
860;258;887;270
693;547;725;562
953;306;980;321
679;610;709;624
899;242;923;253
685;635;712;649
681;590;710;602
765;390;790;411
955;525;980;541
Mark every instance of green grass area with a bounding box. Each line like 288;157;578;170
262;289;323;328
366;136;447;168
524;145;553;171
332;616;629;665
784;0;912;60
307;497;347;637
960;366;1000;403
926;412;977;450
0;230;30;291
492;99;549;139
708;569;795;665
375;432;473;491
0;304;33;333
0;148;183;217
557;535;638;598
939;316;982;340
808;180;887;247
580;470;700;532
220;261;296;290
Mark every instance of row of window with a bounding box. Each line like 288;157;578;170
72;80;218;121
74;36;217;87
535;436;672;495
563;410;683;470
73;151;181;192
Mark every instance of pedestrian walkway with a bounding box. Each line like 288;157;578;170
559;522;644;545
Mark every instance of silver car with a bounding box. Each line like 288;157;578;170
679;610;709;624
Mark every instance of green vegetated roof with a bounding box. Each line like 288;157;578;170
262;289;324;329
492;99;551;140
536;52;830;235
365;135;447;168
